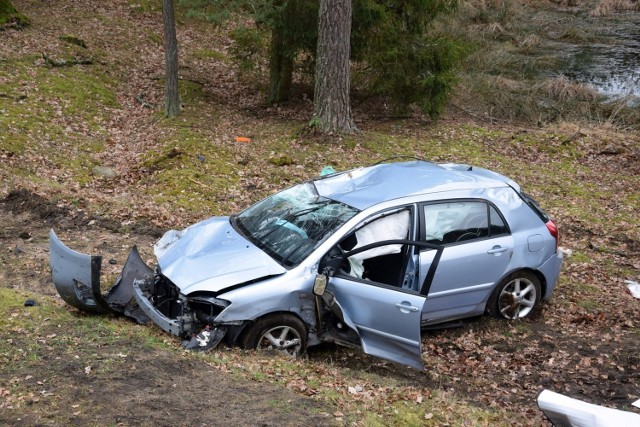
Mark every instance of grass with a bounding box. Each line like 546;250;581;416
192;347;516;426
590;0;640;17
0;288;167;356
191;48;227;61
0;56;117;188
1;0;638;425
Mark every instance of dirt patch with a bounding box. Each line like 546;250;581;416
2;189;69;221
0;190;164;240
0;197;335;427
0;326;333;427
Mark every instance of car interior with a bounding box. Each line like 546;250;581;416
334;209;412;287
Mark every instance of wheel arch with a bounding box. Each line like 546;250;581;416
491;267;546;296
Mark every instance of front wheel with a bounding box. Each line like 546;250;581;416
488;272;541;320
241;314;307;357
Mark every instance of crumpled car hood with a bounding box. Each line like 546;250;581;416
154;216;286;295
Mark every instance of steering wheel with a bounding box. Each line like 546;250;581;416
275;219;308;238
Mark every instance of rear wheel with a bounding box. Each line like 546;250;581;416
241;314;307;357
488;271;541;319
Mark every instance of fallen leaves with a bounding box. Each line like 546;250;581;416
0;0;639;425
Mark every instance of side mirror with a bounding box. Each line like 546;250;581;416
313;274;327;296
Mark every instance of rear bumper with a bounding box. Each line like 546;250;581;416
539;250;563;300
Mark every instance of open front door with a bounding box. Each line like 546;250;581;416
325;275;426;370
315;208;428;369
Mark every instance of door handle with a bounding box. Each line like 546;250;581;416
395;302;420;312
487;246;508;254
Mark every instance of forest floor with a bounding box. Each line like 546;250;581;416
1;0;639;426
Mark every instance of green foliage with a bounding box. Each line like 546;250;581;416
182;0;318;102
229;26;268;72
364;35;469;117
184;0;465;115
350;0;467;117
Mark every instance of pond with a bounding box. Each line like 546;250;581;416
562;14;640;103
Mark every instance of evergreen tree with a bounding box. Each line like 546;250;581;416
183;0;465;117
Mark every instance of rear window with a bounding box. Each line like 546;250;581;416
520;192;550;223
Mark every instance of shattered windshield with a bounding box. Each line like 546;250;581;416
233;182;359;267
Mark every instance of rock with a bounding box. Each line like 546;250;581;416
92;166;116;178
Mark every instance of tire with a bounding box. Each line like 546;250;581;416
240;313;307;357
488;271;541;320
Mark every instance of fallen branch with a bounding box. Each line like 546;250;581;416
135;94;155;109
187;177;214;191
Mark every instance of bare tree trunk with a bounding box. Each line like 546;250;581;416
163;0;180;117
312;0;356;134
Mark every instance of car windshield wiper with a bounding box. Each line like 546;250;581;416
284;200;331;219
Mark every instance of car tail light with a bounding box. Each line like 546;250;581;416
546;220;559;252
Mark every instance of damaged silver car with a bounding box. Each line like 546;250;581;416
50;160;563;369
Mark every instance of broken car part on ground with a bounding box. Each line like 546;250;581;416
50;160;563;369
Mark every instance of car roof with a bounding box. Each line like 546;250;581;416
314;160;516;210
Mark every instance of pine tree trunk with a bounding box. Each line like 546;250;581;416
312;0;356;134
163;0;180;117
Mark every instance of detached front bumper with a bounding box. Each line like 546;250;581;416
49;229;153;323
50;229;228;352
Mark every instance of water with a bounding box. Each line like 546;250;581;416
562;14;640;102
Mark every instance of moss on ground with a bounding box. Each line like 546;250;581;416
142;126;238;214
0;57;117;187
191;49;227;61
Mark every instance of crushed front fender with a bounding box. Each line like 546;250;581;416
49;229;153;323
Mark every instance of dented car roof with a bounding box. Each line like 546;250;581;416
314;161;518;210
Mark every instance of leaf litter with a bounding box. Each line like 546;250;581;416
0;0;639;426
